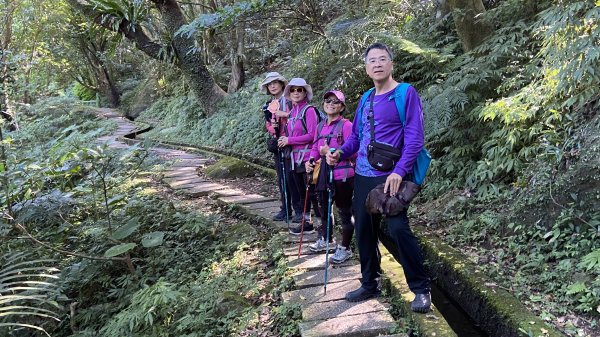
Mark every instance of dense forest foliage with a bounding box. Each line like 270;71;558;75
1;0;599;336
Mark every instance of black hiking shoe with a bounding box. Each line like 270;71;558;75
272;210;292;221
292;213;304;223
289;223;315;235
411;293;431;313
345;287;381;302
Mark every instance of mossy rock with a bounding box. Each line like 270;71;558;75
203;157;256;179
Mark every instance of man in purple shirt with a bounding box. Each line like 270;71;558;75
327;43;431;312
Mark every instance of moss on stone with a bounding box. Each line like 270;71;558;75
203;157;256;179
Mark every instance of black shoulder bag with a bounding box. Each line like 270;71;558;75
367;91;402;171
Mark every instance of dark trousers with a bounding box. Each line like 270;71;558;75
316;177;354;248
287;160;321;219
353;174;430;294
284;159;301;215
274;152;292;213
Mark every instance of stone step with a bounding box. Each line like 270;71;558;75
283;279;362;304
298;311;395;337
163;167;198;176
282;231;319;243
287;253;355;271
218;194;277;205
178;183;228;196
211;188;245;197
165;178;206;188
172;159;209;167
302;298;389;322
242;200;281;210
293;265;361;289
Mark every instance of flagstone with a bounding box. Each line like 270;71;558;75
298;311;395;337
179;183;228;196
287;253;355;271
302;298;389;321
218;194;277;204
283;279;362;304
293;265;362;289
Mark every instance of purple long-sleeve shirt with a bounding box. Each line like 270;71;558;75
286;100;318;165
340;85;425;178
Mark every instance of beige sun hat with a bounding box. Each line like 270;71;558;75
260;72;288;94
283;78;313;101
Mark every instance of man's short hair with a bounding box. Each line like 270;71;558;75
364;43;394;63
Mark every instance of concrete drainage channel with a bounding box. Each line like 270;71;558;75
116;126;564;337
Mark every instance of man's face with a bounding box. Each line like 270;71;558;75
365;48;393;82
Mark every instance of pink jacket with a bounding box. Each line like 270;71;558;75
286;100;317;168
309;116;355;181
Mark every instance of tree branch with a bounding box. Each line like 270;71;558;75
66;0;169;61
13;223;126;262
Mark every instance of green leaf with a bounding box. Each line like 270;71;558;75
141;232;164;248
566;282;587;295
104;243;136;257
107;194;125;206
112;217;140;240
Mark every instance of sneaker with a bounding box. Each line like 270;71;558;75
331;245;353;264
289;222;315;235
345;287;381;302
309;237;336;252
411;293;432;313
272;210;292;221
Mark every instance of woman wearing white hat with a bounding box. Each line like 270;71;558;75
278;78;321;233
260;72;293;222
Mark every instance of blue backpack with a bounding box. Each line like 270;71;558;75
357;83;432;186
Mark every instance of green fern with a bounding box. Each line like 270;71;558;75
0;253;63;336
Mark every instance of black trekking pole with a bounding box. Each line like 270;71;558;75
323;149;335;295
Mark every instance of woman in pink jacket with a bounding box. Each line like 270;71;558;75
305;90;355;264
277;78;321;232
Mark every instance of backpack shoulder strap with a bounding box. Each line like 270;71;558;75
300;104;314;134
392;83;411;126
316;120;326;137
357;88;375;141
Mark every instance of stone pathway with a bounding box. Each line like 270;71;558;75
97;109;453;337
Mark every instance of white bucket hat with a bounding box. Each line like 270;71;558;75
283;78;313;101
260;72;288;94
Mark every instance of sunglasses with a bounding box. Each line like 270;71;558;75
289;87;305;93
324;99;342;105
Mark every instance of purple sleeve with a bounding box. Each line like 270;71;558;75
339;108;361;160
393;87;425;177
288;107;317;146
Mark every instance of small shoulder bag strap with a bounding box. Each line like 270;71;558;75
368;90;376;143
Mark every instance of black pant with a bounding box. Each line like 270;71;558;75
316;177;354;248
353;174;430;294
287;160;321;219
274;152;292;213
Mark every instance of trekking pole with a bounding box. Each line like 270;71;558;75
279;149;290;230
323;148;335;295
297;158;314;258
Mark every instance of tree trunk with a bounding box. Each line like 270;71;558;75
227;22;245;93
448;0;493;52
1;0;17;130
154;0;226;114
78;37;121;107
67;0;227;115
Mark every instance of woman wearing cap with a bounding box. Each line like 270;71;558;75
260;72;293;222
278;78;320;233
305;90;356;263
